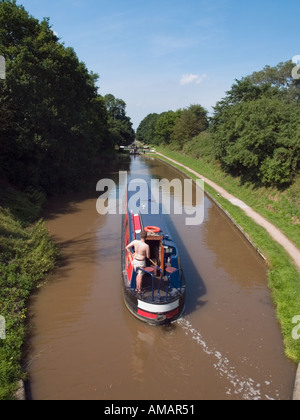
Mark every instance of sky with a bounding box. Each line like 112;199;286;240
19;0;300;129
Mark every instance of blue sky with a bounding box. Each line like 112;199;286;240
19;0;300;129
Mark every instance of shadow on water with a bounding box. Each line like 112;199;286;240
45;154;132;221
163;213;207;317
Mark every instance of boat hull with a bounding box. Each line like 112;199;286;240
122;272;186;326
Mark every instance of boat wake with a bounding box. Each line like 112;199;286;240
177;318;277;400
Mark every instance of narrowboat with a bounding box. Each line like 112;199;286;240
121;185;186;325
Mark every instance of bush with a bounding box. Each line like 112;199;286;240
0;193;58;399
182;132;214;160
212;98;300;186
261;147;298;186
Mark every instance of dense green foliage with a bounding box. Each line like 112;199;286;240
171;105;208;149
211;62;300;187
104;94;135;146
136;113;160;145
0;1;134;194
213;97;300;185
154;110;181;145
137;104;208;147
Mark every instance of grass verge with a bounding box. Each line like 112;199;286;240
155;146;300;363
0;186;58;400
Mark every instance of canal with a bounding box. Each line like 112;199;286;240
26;155;296;400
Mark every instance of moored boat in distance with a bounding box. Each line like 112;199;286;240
121;184;186;325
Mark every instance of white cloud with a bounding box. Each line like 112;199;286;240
180;73;207;86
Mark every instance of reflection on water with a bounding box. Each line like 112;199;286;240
26;156;296;400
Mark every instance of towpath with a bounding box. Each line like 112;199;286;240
156;152;300;273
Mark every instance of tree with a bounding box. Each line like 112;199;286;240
249;61;300;102
136;105;208;148
0;1;112;193
154;111;180;145
211;60;300;186
211;60;300;131
213;97;300;186
211;78;280;130
104;94;127;120
171;104;208;149
104;94;135;146
249;61;298;90
136;113;160;145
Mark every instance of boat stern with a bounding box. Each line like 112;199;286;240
123;285;186;326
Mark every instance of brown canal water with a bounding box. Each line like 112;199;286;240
26;156;296;400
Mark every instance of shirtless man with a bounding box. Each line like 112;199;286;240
126;231;150;294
